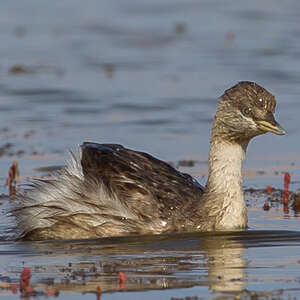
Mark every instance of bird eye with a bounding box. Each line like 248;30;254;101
258;98;265;108
243;107;252;116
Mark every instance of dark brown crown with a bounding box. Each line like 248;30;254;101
223;81;276;113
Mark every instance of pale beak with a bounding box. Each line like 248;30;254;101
256;120;286;135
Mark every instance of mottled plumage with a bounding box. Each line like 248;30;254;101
13;81;285;240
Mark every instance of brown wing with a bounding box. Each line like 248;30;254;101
80;142;204;221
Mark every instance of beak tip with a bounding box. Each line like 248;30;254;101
277;129;286;136
275;125;286;136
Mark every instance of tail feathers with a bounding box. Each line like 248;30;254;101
14;152;148;240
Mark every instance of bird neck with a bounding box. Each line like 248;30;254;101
202;128;249;230
206;136;247;194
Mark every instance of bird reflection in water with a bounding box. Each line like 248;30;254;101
3;232;248;298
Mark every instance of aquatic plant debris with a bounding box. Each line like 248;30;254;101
118;272;126;289
283;172;291;213
266;185;272;194
20;267;32;293
284;172;291;190
246;172;300;216
6;160;20;196
6;160;20;186
96;286;102;300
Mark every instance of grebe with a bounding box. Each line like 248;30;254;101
14;81;285;240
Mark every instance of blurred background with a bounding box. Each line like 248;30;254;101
0;0;299;186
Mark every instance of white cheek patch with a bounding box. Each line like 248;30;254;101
238;110;258;130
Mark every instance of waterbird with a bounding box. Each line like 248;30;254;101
14;81;285;240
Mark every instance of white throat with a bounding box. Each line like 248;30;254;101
206;139;246;193
204;138;248;229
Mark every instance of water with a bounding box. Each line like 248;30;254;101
1;0;300;299
1;231;300;299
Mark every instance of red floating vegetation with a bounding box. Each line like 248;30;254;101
96;285;102;300
118;272;126;283
266;185;272;194
263;201;270;211
10;284;18;294
118;272;126;289
284;172;291;191
45;285;59;297
6;160;20;196
20;267;32;293
283;172;291;214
